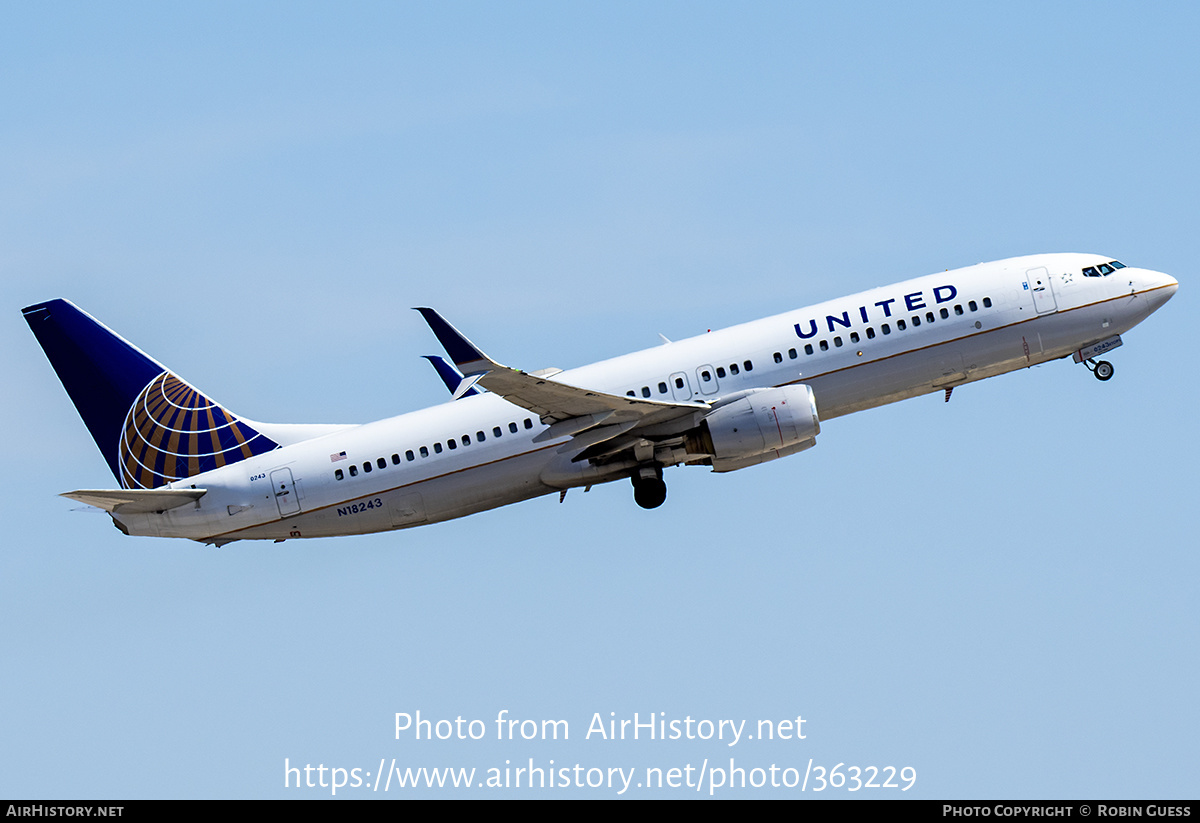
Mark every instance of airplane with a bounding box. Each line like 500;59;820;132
22;252;1177;545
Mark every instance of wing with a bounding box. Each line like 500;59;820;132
414;308;709;438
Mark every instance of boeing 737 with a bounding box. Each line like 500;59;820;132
23;252;1177;545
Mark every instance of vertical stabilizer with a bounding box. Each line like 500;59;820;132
23;299;279;488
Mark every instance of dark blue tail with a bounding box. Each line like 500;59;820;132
23;299;278;489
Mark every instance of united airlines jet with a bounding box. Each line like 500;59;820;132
23;253;1177;545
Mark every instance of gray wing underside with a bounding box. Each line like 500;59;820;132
414;308;707;428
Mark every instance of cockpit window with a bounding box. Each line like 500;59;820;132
1084;260;1126;277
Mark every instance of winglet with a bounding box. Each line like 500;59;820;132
421;355;483;399
413;308;496;375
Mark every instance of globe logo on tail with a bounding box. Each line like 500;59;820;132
118;372;277;489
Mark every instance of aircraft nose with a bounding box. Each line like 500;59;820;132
1138;269;1178;313
1161;272;1179;297
1149;269;1179;298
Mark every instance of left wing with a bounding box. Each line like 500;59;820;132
414;308;708;435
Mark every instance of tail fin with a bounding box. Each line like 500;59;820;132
23;299;279;489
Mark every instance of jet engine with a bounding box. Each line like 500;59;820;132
687;385;820;472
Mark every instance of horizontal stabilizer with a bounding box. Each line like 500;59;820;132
61;488;207;514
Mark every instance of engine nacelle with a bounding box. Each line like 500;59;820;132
696;385;820;472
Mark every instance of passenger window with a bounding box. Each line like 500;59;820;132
715;368;726;378
477;431;485;442
804;344;814;355
954;304;963;315
788;348;797;359
626;390;635;397
700;370;712;382
349;465;358;477
391;454;400;465
641;386;651;397
363;462;372;473
335;469;344;481
729;363;739;375
658;381;668;393
406;450;415;461
493;426;502;438
834;336;843;347
744;360;753;371
420;446;429;458
969;300;978;311
897;319;907;330
982;297;992;308
850;332;859;344
434;443;443;454
447;439;456;451
926;311;935;323
882;323;891;335
524;418;533;429
866;327;875;339
674;377;684;388
940;308;949;319
819;340;829;351
377;457;386;469
773;352;783;364
911;316;920;327
509;422;518;433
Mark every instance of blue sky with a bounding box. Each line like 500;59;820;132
2;2;1196;798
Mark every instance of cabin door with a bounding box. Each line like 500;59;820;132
270;468;301;517
1027;267;1058;314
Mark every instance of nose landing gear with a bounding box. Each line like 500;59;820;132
1084;358;1114;381
631;466;667;509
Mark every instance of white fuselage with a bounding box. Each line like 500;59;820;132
115;253;1177;543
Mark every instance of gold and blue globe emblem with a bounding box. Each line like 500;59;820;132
118;372;277;489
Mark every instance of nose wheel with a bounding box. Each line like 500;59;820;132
1085;358;1114;381
631;467;667;509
